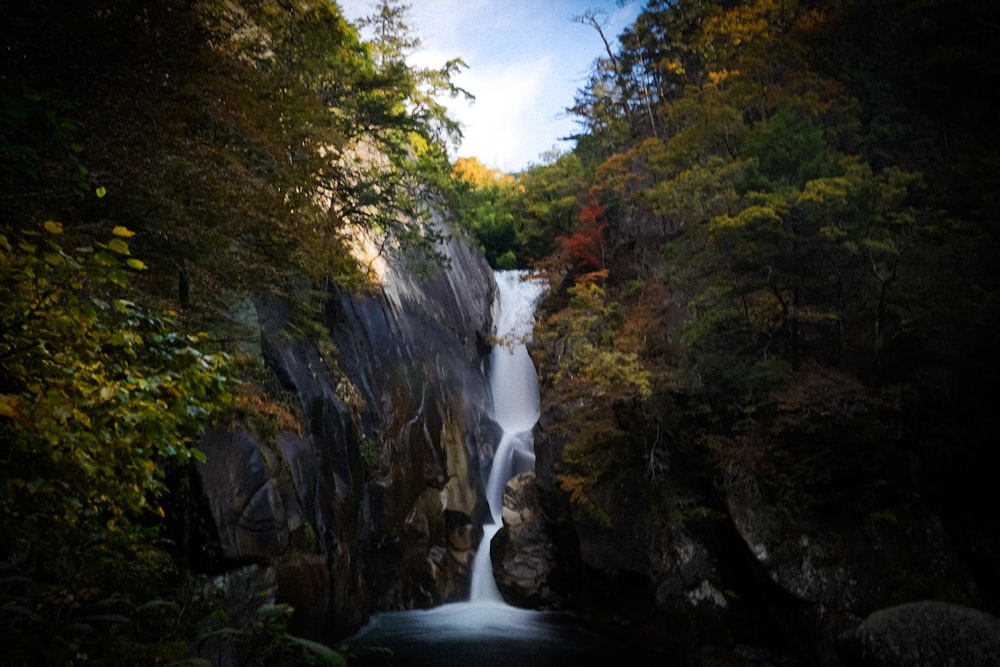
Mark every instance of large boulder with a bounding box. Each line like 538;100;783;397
727;479;981;611
845;600;1000;666
492;471;562;608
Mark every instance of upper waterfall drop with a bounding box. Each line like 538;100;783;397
489;271;545;436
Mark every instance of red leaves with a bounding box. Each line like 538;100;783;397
578;200;606;223
556;200;606;270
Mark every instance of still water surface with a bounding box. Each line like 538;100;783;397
343;600;663;666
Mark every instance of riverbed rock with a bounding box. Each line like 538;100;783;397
845;600;1000;666
492;471;562;608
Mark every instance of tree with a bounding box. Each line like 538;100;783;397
359;0;421;68
506;152;588;261
0;222;231;557
447;157;520;268
534;271;653;521
358;0;473;148
555;200;606;271
576;9;638;135
0;222;232;662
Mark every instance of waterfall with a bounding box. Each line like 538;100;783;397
469;270;545;602
343;268;660;664
343;269;657;665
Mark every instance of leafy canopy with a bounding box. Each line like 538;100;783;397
1;223;232;559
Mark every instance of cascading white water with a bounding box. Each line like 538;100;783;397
469;270;546;601
344;269;659;664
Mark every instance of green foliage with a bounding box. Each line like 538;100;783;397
0;223;234;661
507;153;588;261
535;273;658;518
1;224;232;546
535;1;1000;594
360;436;381;479
446;152;591;268
2;0;467;325
0;81;92;195
0;555;206;665
239;602;347;666
192;593;348;666
539;278;651;402
741;100;836;191
678;280;794;418
445;158;522;267
620;279;645;298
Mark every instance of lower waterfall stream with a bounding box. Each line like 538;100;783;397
344;271;658;665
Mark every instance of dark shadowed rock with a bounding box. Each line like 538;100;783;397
727;477;982;615
196;426;289;562
845;600;1000;666
274;554;331;638
493;471;562;608
186;220;498;641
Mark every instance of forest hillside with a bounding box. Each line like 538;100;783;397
454;0;1000;660
3;0;1000;664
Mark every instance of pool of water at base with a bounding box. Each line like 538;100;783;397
340;600;666;666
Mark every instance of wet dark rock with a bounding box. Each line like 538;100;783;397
492;471;562;608
398;489;475;606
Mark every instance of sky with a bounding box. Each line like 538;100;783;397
336;0;643;173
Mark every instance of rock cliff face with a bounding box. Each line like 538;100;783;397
187;225;498;639
495;363;998;665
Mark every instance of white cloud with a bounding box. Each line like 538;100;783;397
336;0;642;172
449;56;555;171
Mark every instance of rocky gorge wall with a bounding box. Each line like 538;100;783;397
492;382;1000;666
177;207;1000;665
184;224;499;643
